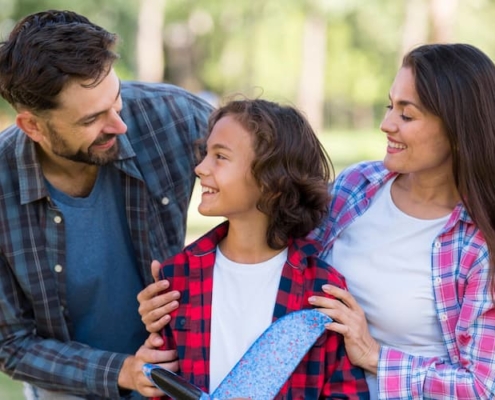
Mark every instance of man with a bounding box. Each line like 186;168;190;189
0;9;212;399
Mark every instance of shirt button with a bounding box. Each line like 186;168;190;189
54;215;62;223
440;313;448;321
452;355;459;363
435;277;442;285
434;241;441;249
161;197;170;205
54;264;63;273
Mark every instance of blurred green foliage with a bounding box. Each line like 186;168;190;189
1;0;495;130
0;1;480;396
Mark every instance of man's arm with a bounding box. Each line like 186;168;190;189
0;260;177;398
118;335;179;398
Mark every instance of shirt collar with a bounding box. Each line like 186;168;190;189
17;131;136;205
361;161;472;225
186;220;322;272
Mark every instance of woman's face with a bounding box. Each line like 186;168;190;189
380;67;452;180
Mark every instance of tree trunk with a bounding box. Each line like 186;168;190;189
400;0;429;62
429;0;459;42
136;0;167;82
296;12;327;133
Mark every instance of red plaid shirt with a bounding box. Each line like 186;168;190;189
157;221;369;399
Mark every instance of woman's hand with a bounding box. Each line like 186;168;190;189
309;284;380;373
137;260;181;333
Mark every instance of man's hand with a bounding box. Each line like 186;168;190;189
137;260;181;333
118;334;179;396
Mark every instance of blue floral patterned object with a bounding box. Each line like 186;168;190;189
211;309;332;400
143;309;332;400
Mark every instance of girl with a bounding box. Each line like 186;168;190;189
148;99;369;399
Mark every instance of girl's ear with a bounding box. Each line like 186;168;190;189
16;111;45;142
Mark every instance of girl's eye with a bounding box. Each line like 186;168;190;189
385;105;392;111
216;153;227;160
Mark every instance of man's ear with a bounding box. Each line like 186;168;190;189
16;110;44;142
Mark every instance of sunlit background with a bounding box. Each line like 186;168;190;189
1;0;493;131
0;0;491;397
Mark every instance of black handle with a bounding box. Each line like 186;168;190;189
150;368;206;400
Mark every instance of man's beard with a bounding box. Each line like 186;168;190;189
47;122;120;165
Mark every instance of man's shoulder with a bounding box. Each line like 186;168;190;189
0;126;26;203
120;81;204;104
0;124;22;163
119;81;213;128
0;124;22;144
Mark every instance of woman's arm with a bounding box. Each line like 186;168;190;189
310;271;495;399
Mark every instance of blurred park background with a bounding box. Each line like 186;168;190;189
1;0;494;397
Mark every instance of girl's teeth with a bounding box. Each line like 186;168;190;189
388;141;406;149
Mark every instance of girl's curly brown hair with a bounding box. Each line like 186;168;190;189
203;98;334;249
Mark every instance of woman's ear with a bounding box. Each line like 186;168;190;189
16;110;44;142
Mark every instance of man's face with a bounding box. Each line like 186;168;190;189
37;68;127;165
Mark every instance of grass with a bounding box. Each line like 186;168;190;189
0;373;23;399
0;129;385;397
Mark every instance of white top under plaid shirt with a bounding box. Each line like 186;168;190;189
309;160;495;399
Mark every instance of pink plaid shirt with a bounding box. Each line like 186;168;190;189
310;160;495;399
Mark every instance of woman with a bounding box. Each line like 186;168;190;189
309;43;495;399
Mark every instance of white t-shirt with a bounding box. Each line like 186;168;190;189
326;177;450;399
209;247;287;393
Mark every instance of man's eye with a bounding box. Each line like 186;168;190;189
82;118;97;126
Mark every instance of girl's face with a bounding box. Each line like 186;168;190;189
380;67;452;181
194;115;263;221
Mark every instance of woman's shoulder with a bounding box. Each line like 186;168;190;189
336;160;386;182
332;160;388;195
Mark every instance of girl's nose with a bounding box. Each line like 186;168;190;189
194;158;208;177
